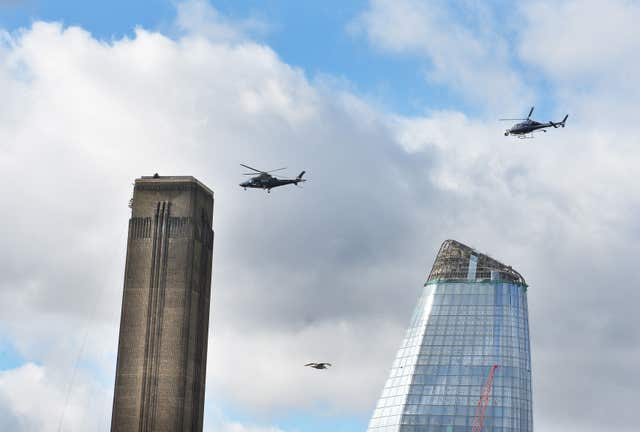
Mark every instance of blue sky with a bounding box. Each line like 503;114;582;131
1;1;639;432
0;337;24;370
0;0;494;116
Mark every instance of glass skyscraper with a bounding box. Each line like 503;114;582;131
367;240;532;432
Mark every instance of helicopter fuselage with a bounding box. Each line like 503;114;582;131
505;120;549;136
240;172;305;192
504;111;568;137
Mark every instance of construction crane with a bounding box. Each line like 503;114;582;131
471;364;499;432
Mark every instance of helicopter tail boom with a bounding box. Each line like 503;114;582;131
550;114;569;128
294;171;306;185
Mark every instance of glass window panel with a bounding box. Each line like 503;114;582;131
367;282;532;432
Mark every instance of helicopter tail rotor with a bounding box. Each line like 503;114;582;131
294;171;307;186
550;114;569;128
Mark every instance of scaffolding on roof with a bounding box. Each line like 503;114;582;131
427;239;527;286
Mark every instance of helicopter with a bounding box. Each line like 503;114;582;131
501;107;568;138
305;362;331;370
239;164;306;193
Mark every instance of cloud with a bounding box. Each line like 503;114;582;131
517;0;640;127
518;0;640;84
208;320;405;413
0;1;639;432
0;363;111;432
391;115;640;432
214;424;285;432
175;0;268;42
205;406;286;432
350;0;531;109
0;13;442;427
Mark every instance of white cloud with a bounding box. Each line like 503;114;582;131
175;0;268;42
351;0;531;109
518;0;640;83
0;363;111;432
208;320;404;412
517;0;640;127
215;423;285;432
205;405;286;432
0;13;440;428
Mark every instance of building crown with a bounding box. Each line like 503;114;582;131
427;239;527;286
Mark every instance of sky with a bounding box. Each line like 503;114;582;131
0;1;639;431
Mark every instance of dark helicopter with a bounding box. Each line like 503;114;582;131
239;164;306;193
305;362;331;370
501;107;568;138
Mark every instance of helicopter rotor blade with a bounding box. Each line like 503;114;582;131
499;118;526;121
527;106;534;119
266;167;287;173
240;163;265;173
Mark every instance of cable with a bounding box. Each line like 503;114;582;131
57;325;91;432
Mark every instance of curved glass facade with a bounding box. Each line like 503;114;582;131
367;242;532;432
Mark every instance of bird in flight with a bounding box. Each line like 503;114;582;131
305;362;332;370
